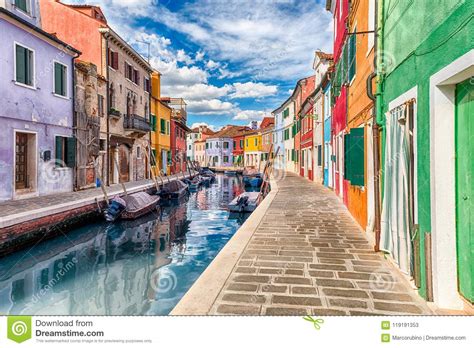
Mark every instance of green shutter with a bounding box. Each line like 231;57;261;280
160;118;165;134
16;0;28;12
349;127;365;186
344;133;351;180
55;136;63;163
66;137;76;168
348;32;356;81
16;45;26;84
54;63;62;95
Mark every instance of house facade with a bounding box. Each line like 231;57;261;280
194;139;206;167
205;125;238;168
327;0;349;203
0;5;80;201
244;130;261;169
260;117;275;169
151;71;171;176
271;108;285;170
378;0;473;310
323;81;333;188
166;98;189;174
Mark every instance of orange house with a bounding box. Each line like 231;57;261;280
345;0;376;231
40;0;107;75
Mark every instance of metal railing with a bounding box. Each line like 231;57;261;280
123;114;151;132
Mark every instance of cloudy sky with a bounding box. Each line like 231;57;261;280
66;0;333;130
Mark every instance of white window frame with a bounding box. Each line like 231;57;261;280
13;41;36;90
14;0;33;17
52;60;69;99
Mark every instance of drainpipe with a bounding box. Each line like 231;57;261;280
72;50;81;192
105;37;110;186
367;0;383;251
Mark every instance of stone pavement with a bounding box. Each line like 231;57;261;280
209;172;432;315
0;172;194;222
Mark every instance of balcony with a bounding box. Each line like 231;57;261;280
123;114;151;135
108;108;121;120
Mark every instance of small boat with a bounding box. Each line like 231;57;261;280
159;180;189;200
104;192;160;222
199;168;216;181
243;173;263;187
200;176;212;186
188;176;202;191
228;192;260;213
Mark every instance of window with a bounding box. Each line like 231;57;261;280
99;139;106;152
144;77;150;93
223;156;229;163
254;138;258;146
133;69;140;85
108;49;119;70
240;139;243;148
206;143;209;149
223;142;229;149
125;62;133;80
283;108;289;118
55;136;76;168
166;121;170;135
344;127;365;186
137;146;141;159
53;62;67;97
98;95;104;117
150;115;157;131
246;139;248;147
15;44;34;87
348;28;356;81
159;118;165;134
317;145;322;166
15;0;29;14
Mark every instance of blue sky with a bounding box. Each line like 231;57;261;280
66;0;333;130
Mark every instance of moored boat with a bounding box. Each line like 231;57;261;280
228;192;260;213
159;180;189;200
104;192;160;222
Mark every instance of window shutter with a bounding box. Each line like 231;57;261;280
348;32;356;81
54;63;62;95
344;133;351;180
55;136;63;162
349;127;365;186
66;137;76;168
113;52;118;70
16;45;26;84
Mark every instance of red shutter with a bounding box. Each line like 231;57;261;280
113;52;119;70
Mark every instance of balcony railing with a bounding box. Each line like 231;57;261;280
124;114;151;133
108;108;121;119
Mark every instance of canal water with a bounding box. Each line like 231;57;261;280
0;174;250;315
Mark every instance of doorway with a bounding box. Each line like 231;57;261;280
14;131;37;197
455;78;473;303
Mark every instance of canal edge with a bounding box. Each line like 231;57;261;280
170;177;280;315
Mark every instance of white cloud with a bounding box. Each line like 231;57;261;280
230;82;277;99
233;110;267;121
206;59;220;70
187;99;235;115
163;83;232;101
195;50;205;61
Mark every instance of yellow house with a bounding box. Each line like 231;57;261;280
244;130;262;168
151;71;171;175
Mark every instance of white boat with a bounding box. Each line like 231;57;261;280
228;192;260;213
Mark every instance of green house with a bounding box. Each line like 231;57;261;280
377;0;473;309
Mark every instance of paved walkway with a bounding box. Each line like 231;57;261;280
208;172;432;315
0;172;195;227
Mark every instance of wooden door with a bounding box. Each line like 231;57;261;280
119;145;130;183
455;78;474;302
15;133;28;190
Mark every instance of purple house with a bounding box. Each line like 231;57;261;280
205;126;237;167
0;2;80;201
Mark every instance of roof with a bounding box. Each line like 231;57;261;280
0;8;81;55
208;125;250;139
315;51;333;60
260;117;275;130
272;75;314;114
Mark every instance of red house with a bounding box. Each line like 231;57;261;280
293;76;316;178
232;126;250;166
164;98;191;175
327;0;349;203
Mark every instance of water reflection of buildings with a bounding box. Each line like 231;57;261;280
194;175;245;211
0;203;191;316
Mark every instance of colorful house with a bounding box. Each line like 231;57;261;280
194;139;206;167
165;98;189;174
187;125;215;163
259;117;275;168
378;0;473;310
273;95;296;173
310;52;333;184
244;130;262;169
326;0;349;203
205;126;236;168
0;4;80;201
151;71;171;175
271;106;285;171
294;76;316;178
323;80;333;188
232;126;250;166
